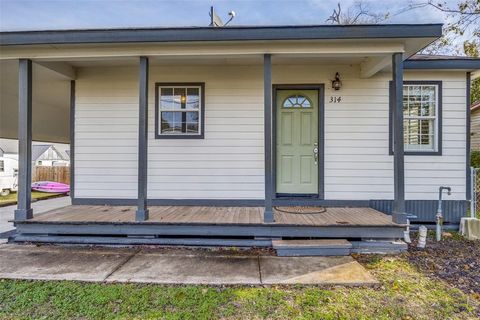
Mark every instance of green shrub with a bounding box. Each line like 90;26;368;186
471;150;480;168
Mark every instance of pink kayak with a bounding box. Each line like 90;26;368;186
31;181;70;194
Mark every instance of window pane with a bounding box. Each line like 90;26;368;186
420;120;430;135
423;86;435;101
161;111;182;134
420;134;431;145
409;86;421;99
158;86;203;137
283;98;294;108
401;84;437;152
403;119;435;151
409;101;421;116
186;88;200;110
160;88;174;109
173;88;186;109
186;122;199;133
185;111;199;123
185;111;199;133
161;111;200;134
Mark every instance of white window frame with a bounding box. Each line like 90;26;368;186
390;81;442;156
403;84;439;152
155;83;205;139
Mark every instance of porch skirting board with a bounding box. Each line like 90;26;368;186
71;198;467;224
369;200;467;224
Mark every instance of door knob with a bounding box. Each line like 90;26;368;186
313;143;319;164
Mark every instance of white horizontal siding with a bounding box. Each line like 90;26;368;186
74;65;467;201
147;66;264;199
404;72;466;200
74;67;138;199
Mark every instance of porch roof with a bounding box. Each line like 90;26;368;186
405;54;480;72
0;24;442;46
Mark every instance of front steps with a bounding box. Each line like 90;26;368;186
273;239;352;256
273;239;407;256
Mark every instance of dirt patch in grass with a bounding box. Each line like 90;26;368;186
405;232;480;298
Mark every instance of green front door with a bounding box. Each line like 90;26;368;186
276;89;319;195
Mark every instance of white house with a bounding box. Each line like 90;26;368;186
32;144;69;167
1;24;479;252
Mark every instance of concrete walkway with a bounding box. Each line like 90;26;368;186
0;196;71;238
0;244;377;285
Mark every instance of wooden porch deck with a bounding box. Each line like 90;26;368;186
13;206;406;246
26;205;399;227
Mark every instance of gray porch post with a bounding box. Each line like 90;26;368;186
136;56;149;221
392;53;407;224
263;54;274;223
14;59;33;220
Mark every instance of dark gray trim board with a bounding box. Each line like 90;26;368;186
154;82;205;139
263;54;274;223
72;198;264;206
15;223;405;239
466;72;471;200
14;59;33;221
13;235;273;247
0;24;442;46
136;57;149;221
69;80;75;200
391;53;407;224
404;59;480;70
272;84;325;200
389;80;443;156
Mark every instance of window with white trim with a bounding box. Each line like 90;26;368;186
155;83;205;139
403;84;439;151
390;81;442;155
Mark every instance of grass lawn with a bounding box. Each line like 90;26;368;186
0;191;63;206
0;255;478;320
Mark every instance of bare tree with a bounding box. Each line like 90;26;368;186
401;0;480;55
326;1;390;24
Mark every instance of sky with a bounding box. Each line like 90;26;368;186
0;0;455;31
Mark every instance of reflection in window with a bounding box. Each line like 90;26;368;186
158;85;202;137
283;95;311;108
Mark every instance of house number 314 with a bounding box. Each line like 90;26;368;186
330;96;342;103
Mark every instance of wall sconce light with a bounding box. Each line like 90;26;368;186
331;72;342;91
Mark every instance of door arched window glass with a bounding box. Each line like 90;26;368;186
282;95;311;108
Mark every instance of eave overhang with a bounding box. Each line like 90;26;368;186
0;24;443;46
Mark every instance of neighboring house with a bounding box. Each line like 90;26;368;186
32;144;70;167
0;139;70;166
471;101;480;151
0;145;70;166
1;24;479;252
